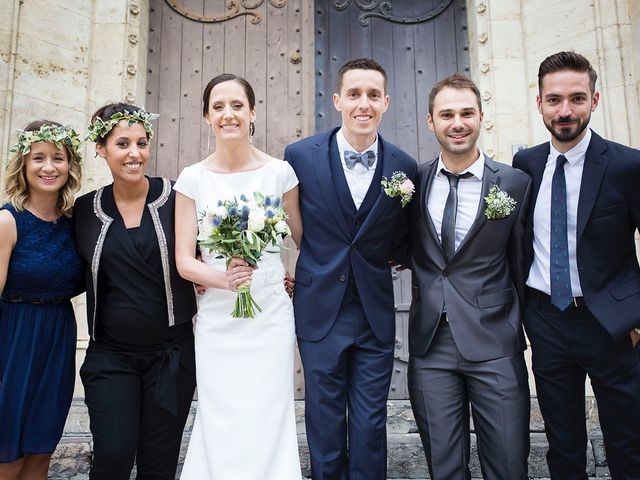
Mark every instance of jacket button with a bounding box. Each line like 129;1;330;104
339;274;346;282
442;269;449;276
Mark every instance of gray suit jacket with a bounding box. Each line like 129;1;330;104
408;156;532;361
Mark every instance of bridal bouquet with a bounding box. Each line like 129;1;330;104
198;193;291;318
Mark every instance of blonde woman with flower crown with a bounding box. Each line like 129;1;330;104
0;120;84;479
73;103;197;480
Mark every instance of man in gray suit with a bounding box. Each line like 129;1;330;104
407;74;532;479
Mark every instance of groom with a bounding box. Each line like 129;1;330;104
285;58;416;478
407;74;532;479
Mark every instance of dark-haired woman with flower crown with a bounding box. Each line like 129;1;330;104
74;103;197;480
174;74;303;479
0;120;84;479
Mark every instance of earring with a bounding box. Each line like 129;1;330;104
249;121;255;146
207;128;211;152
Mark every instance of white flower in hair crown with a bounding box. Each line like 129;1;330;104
10;124;82;163
484;185;517;219
86;108;159;142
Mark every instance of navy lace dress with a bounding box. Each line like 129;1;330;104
0;203;83;463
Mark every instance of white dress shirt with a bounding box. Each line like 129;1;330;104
427;152;485;251
526;128;592;296
336;128;378;209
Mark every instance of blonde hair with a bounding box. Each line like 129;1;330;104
3;120;82;217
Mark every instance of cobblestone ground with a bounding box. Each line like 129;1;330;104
49;399;610;479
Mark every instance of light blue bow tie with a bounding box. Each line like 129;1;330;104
344;150;376;169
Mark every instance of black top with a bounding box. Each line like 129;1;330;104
96;178;191;348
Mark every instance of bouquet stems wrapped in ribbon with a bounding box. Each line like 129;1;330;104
198;192;291;318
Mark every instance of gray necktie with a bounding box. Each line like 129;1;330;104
440;169;473;261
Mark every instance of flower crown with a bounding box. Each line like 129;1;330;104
10;124;82;163
86;108;159;142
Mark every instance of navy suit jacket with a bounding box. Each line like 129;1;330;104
285;127;417;343
513;130;640;340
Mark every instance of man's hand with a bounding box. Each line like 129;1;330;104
630;329;640;349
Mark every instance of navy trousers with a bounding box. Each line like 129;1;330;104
525;298;640;480
298;301;394;480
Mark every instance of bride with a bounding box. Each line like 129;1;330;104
174;74;302;479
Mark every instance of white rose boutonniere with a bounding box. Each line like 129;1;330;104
484;185;517;220
381;171;414;208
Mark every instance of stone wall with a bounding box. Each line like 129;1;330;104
466;0;640;162
0;0;149;395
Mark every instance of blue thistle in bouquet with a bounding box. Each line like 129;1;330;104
198;192;291;318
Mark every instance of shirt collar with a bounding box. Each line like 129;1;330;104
336;127;378;159
436;149;485;181
549;128;592;166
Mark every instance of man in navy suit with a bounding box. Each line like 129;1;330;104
513;51;640;479
285;58;416;479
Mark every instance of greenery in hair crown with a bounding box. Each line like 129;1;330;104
10;124;82;163
86;108;159;142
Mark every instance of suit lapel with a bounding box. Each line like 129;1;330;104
453;157;500;260
528;143;550;222
311;132;351;239
577;132;609;241
353;136;397;240
419;157;444;253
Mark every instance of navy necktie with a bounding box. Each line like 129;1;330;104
344;150;376;169
550;154;573;310
440;169;473;262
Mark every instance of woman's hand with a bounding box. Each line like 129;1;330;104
284;272;295;298
226;258;255;291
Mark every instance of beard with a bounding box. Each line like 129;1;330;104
545;114;590;143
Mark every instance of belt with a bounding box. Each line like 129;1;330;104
527;287;586;308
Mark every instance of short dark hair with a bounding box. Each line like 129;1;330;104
202;74;256;116
336;58;388;94
90;103;148;145
538;51;597;94
428;74;482;115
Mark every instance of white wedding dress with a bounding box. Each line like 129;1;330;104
174;158;302;480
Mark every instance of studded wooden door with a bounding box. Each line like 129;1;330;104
314;0;470;399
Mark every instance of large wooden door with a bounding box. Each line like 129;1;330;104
146;0;469;401
314;0;470;399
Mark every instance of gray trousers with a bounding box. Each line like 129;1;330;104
408;320;530;480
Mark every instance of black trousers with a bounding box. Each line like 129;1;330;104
80;337;196;480
525;298;640;480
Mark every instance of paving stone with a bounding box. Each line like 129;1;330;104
51;399;611;479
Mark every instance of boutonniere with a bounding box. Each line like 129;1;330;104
484;185;517;219
381;171;414;208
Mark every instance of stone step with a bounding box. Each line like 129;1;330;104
49;399;610;479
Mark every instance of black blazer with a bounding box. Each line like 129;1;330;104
513;130;640;340
408;156;532;361
74;177;197;340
